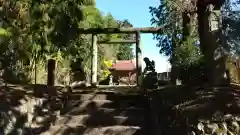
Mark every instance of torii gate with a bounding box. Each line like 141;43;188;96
46;27;164;87
77;27;164;87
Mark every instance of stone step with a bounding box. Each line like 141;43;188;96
34;107;144;125
69;93;110;101
54;114;144;127
88;99;144;109
67;106;144;116
69;93;143;101
62;100;145;114
39;125;141;135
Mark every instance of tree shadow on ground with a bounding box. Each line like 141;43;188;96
0;84;152;135
148;85;240;135
0;84;64;135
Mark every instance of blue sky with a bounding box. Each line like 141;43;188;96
96;0;171;72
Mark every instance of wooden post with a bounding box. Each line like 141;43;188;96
135;31;142;86
91;34;98;86
47;59;56;86
34;50;37;85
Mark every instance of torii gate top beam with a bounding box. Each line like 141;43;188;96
78;27;163;34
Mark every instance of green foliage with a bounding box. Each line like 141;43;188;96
150;0;200;59
0;28;11;36
150;0;204;84
178;57;205;85
222;1;240;56
174;38;202;66
117;45;133;60
116;20;134;60
149;0;182;56
0;0;134;84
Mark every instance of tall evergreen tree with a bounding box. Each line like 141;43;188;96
0;0;135;84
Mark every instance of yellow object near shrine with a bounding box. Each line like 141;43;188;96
103;60;113;78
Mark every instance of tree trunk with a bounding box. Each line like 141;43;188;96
182;11;191;41
170;11;192;85
170;58;178;85
197;1;228;86
170;15;178;85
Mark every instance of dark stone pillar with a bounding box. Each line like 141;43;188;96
47;59;56;86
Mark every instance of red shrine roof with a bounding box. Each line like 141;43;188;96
110;59;136;71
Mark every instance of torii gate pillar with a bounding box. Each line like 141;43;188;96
135;31;143;86
91;34;98;86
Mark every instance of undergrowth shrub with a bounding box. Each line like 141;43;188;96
177;58;206;85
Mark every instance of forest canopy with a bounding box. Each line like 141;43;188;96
0;0;134;85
